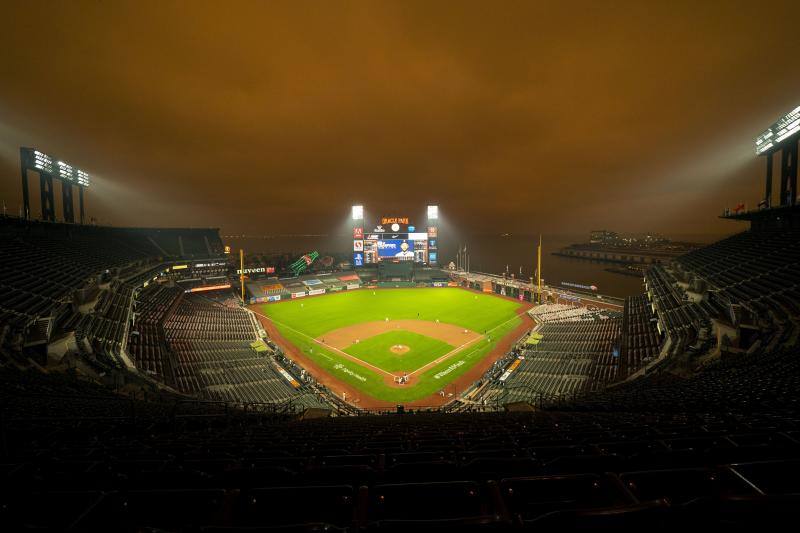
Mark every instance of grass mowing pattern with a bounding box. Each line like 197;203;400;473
343;331;454;373
262;288;522;403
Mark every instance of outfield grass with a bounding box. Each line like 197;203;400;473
343;330;454;373
263;288;519;336
261;288;522;403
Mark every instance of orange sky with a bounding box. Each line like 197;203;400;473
1;0;798;237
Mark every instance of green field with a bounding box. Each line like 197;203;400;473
260;288;522;403
343;330;454;373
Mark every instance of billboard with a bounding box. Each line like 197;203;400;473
351;212;436;266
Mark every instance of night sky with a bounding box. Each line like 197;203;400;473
1;0;799;238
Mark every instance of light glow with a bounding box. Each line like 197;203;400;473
58;161;74;181
427;205;438;220
24;148;90;187
756;104;800;154
33;150;53;174
352;205;363;220
76;169;90;187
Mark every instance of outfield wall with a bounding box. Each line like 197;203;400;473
247;278;460;304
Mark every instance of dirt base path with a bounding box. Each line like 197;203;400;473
319;319;480;350
250;298;534;410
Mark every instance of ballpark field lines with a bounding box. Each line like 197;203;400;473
251;312;397;378
258;288;524;402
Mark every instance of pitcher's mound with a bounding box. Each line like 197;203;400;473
390;344;410;355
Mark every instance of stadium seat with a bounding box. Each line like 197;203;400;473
500;474;633;520
370;481;489;521
238;485;356;527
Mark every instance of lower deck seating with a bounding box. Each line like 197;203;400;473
129;291;326;409
484;309;623;406
1;365;798;531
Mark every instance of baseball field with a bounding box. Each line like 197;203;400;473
256;288;523;404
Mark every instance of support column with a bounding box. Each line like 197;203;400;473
765;153;773;207
40;173;55;221
20;149;30;219
79;187;85;224
62;182;74;223
780;141;798;206
788;141;798;207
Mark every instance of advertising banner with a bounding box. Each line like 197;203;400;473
291;292;306;299
354;240;363;251
303;279;323;286
262;283;284;293
308;288;325;296
237;267;266;274
499;359;522;382
267;295;282;302
353;252;364;266
346;283;360;290
353;227;363;239
561;281;598;291
188;283;231;293
277;368;300;388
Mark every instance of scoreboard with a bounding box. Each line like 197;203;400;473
352;211;439;267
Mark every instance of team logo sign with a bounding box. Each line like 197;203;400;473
353;227;363;239
353;240;363;251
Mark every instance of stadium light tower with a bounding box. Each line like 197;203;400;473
20;147;91;223
754;105;800;208
352;205;364;220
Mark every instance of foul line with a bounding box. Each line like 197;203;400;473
251;310;396;378
253;310;523;381
407;313;523;376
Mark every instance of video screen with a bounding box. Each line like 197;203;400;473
353;216;437;266
377;239;415;259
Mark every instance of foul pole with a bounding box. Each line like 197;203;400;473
537;235;542;303
240;249;245;304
